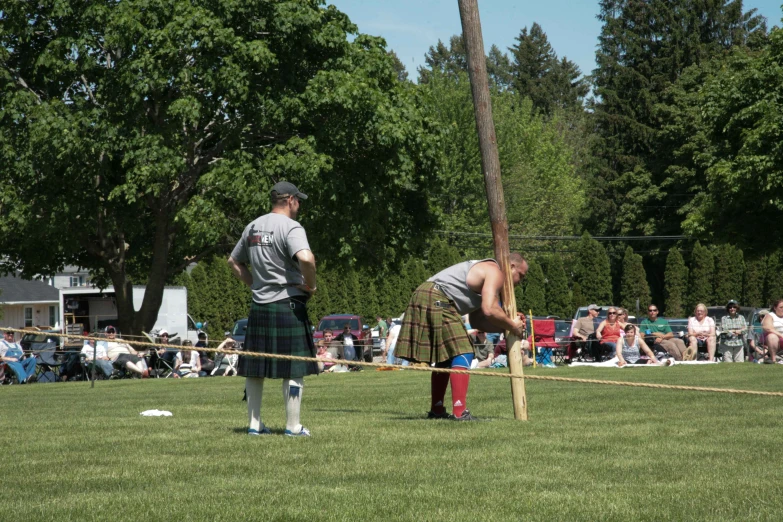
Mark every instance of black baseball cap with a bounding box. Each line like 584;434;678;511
271;181;308;200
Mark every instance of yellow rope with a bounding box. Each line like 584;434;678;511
5;326;783;397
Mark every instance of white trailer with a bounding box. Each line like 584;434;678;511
61;285;201;344
131;286;201;344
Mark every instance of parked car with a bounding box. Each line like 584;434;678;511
313;314;366;342
232;319;248;348
666;318;689;340
706;305;753;323
572;305;619;322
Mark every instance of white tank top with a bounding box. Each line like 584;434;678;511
771;313;783;335
428;259;497;315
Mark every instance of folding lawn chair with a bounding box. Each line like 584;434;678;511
529;319;559;367
211;352;239;376
34;342;61;383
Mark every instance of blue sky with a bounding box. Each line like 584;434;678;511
328;0;783;81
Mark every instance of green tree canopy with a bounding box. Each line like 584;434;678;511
573;233;613;305
509;22;588;113
765;252;783;305
541;255;571;318
664;248;688;317
587;0;766;236
620;246;651;314
519;260;546;316
0;0;440;335
713;244;744;305
743;257;765;308
688;242;714;310
175;256;251;337
422;71;585;237
670;28;783;249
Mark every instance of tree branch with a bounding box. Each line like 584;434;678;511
14;75;42;104
80;75;103;107
171;243;232;275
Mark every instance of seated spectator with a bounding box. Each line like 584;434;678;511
358;326;373;362
570;304;600;362
195;332;215;376
59;345;85;382
385;319;409;367
0;330;37;383
177;341;200;378
334;324;358;361
472;330;495;369
639;304;687;360
616;324;669;366
81;339;114;378
149;329;180;378
213;334;239;376
749;309;768;362
493;337;533;367
687;303;716;361
762;299;783;364
316;328;337;372
616;308;631;330
720;300;747;363
595;308;622;362
104;326;149;378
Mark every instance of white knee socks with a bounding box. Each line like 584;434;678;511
283;378;304;433
246;377;265;431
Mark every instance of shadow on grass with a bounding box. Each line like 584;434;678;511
230;426;287;435
311;408;362;413
388;413;495;422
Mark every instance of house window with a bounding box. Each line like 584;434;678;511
24;307;33;327
70;275;85;287
49;305;57;327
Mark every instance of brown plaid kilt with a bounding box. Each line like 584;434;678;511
395;282;475;364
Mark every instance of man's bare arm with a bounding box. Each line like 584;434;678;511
471;265;525;337
228;256;253;287
295;249;317;290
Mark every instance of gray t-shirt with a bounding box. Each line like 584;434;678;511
231;213;311;304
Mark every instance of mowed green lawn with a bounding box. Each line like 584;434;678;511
2;365;783;521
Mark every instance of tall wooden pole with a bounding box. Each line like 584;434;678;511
458;0;528;420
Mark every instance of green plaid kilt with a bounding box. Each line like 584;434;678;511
395;282;475;364
238;298;318;379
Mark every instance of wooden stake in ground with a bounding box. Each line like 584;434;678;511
458;0;528;420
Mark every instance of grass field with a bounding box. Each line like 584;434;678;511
2;364;783;521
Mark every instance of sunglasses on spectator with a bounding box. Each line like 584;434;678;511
648;308;658;312
608;311;617;315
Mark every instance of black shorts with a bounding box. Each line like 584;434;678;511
114;353;140;368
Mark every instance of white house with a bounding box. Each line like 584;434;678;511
0;273;61;329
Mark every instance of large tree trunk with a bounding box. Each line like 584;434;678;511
107;208;173;338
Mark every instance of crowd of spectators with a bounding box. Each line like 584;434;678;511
4;298;782;384
0;325;246;384
569;299;783;365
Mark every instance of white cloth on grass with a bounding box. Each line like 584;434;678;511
140;410;173;417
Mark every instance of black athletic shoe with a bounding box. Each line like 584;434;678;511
427;410;450;419
449;409;477;421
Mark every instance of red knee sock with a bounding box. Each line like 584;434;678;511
450;373;470;417
431;372;450;414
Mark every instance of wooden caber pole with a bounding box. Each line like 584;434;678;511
458;0;528;420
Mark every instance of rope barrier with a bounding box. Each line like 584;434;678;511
4;326;783;397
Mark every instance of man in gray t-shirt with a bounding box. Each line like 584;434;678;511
228;181;318;437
